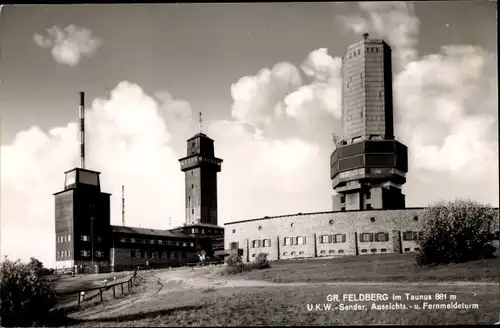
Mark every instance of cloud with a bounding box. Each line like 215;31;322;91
231;62;302;125
338;2;419;68
34;25;102;66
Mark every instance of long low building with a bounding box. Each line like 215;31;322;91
224;208;500;262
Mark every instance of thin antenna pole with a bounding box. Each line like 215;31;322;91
122;185;125;226
198;112;202;133
79;92;85;169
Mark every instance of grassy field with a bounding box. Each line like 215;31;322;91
222;253;500;283
52;254;499;326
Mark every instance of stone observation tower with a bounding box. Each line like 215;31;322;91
179;113;223;226
331;33;408;211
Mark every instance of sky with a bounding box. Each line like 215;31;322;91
0;2;498;268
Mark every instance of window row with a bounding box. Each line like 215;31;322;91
282;251;305;256
319;234;347;244
402;231;423;241
119;237;193;247
191;227;222;235
57;235;71;243
252;239;272;248
79;235;102;242
319;249;345;255
79;250;105;258
57;250;72;258
283;236;306;246
360;248;388;253
359;232;390;242
129;249;184;260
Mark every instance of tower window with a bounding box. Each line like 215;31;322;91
340;195;345;203
357;49;360;55
191;184;194;189
188;197;191;202
192;209;194;215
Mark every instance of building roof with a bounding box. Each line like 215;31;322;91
224;208;427;226
174;223;224;229
110;225;194;239
187;133;213;142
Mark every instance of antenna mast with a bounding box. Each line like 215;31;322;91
79;92;85;169
198;112;203;133
122;185;125;226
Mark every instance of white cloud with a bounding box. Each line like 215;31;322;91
231;62;302;125
34;25;102;66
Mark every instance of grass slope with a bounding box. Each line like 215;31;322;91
56;254;500;326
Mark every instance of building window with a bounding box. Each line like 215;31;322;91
81;250;90;257
381;248;387;253
130;238;136;243
191;184;194;189
320;235;329;244
329;219;334;225
361;249;367;253
360;233;372;242
232;229;236;233
284;237;292;246
299;251;304;255
283;252;288;256
414;248;420;251
296;236;306;245
371;248;377;253
192;228;196;234
158;240;163;244
192;209;194;215
413;216;419;221
375;232;389;242
230;242;238;250
81;235;90;242
57;251;60;258
150;240;155;244
152;252;158;260
340;195;345;203
190;242;194;247
252;240;262;248
202;229;205;234
402;231;414;241
291;251;296;256
404;248;411;252
182;242;187;247
338;249;344;254
341;207;345;212
329;250;335;254
320;250;326;254
290;223;295;227
263;239;271;247
413;231;423;241
357;49;360;55
334;234;346;243
161;251;168;259
96;251;104;258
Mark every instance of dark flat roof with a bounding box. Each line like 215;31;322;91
64;167;101;174
172;223;224;230
187;133;213;142
111;225;193;239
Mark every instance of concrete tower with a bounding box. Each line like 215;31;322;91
331;34;408;211
53;92;111;270
179;127;223;226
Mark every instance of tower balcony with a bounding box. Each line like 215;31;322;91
179;155;223;172
330;140;408;190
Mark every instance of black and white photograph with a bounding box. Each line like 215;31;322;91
0;1;499;326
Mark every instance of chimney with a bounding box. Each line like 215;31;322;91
122;185;125;226
79;92;85;169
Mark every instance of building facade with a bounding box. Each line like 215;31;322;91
223;34;499;262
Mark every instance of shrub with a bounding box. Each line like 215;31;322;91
218;252;271;276
416;199;497;266
0;257;58;327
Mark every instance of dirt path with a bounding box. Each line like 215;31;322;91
70;266;499;321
